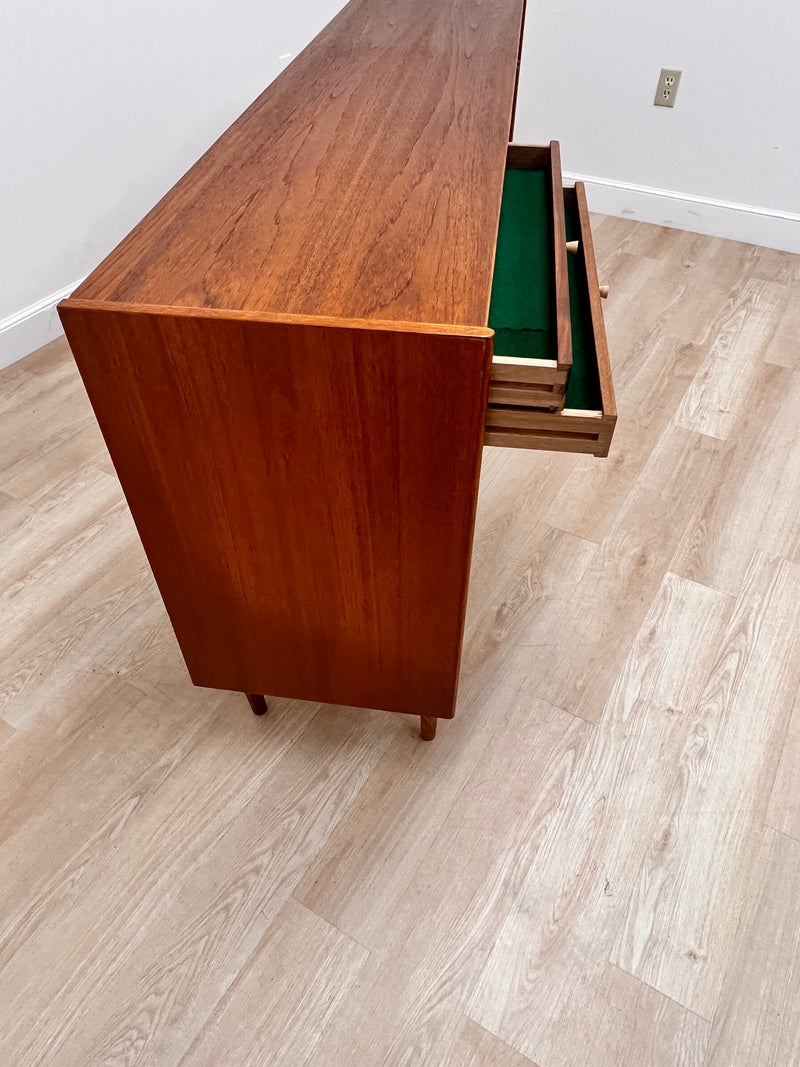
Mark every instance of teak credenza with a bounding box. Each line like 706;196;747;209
58;0;616;741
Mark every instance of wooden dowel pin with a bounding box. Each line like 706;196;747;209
566;240;580;255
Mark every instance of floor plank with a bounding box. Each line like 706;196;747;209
177;899;369;1067
705;827;800;1067
526;425;727;723
295;648;578;952
674;278;790;441
463;519;595;683
766;688;800;843
0;704;395;1065
447;1017;539;1067
0;499;150;728
543;334;706;544
475;962;709;1067
2;219;800;1065
611;552;800;1019
0;718;15;748
671;362;800;596
467;572;730;1066
304;685;588;1065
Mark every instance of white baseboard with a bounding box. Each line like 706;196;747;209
0;279;84;371
565;173;800;255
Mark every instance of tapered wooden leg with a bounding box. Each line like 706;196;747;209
247;693;268;716
420;716;437;741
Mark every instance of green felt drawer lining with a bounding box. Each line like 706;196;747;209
488;169;553;362
488;166;602;412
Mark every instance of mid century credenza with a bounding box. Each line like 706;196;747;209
58;0;615;740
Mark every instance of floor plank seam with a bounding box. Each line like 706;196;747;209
289;894;373;954
170;901;348;1067
606;961;714;1024
540;519;602;546
463;1012;543;1066
663;569;739;601
506;672;600;728
764;823;800;846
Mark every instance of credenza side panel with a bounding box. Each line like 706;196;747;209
59;306;492;719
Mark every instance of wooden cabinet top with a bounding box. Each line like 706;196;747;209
71;0;526;329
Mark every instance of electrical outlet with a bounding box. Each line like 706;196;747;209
654;68;682;108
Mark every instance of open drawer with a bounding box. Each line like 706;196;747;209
485;182;617;457
487;142;572;411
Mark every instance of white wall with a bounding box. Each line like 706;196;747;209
2;0;799;367
0;0;343;366
515;0;800;252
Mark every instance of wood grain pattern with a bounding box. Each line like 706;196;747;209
611;552;800;1018
0;669;163;848
177;899;368;1067
484;425;605;455
0;466;118;597
671;361;800;596
674;278;786;440
303;679;589;1065
0;703;392;1066
0;718;14;749
294;649;554;951
0;357;103;503
507;0;528;142
767;689;800;841
69;0;525;329
468;572;730;1065
0;497;145;729
0;683;214;979
59;303;492;718
524;425;728;724
57;0;611;730
543;335;705;544
57;0;533;728
447;1018;539;1067
486;407;603;432
488;380;565;406
705;827;800;1067
489;359;567;385
594;218;770;297
567;964;709;1067
463;511;596;685
4;217;800;1066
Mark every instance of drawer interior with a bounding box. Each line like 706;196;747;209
488;143;571;409
485;182;616;457
489;167;556;363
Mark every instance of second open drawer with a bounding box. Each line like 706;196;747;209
487;141;572;411
485;182;617;457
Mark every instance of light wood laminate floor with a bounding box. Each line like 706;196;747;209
2;217;800;1066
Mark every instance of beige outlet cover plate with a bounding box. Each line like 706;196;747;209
655;68;682;108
